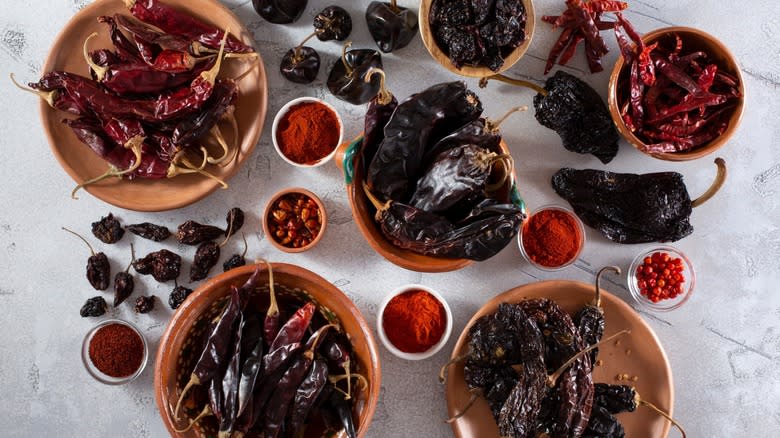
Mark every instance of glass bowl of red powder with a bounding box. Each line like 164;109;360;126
518;205;585;270
377;284;453;360
271;96;344;167
81;319;148;385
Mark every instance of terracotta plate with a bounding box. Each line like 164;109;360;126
38;0;267;211
445;280;674;438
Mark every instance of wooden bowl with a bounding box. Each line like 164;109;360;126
154;263;381;438
36;0;267;211
419;0;535;78
262;187;328;253
607;27;745;161
334;136;526;273
446;280;674;438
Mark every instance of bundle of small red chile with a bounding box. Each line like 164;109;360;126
429;0;527;71
614;16;742;154
276;101;340;165
635;251;686;302
382;289;446;353
88;322;144;378
267;192;323;249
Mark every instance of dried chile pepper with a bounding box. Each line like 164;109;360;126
366;0;418;53
252;0;308;25
327;42;383;105
553;158;727;243
287;358;329;435
126;222;170;241
168;284;193;309
62;227;110;291
314;6;353;42
218;316;245;437
582;404;625;438
363;185;455;244
177;220;225;245
361;68;397;171
126;0;254;53
171;79;238;149
80;296;108;317
190;241;220;282
280;43;320;84
269;302;316;352
223;233;248;272
593;383;688;437
134;295;156;313
91;213;124;244
329;385;358;438
114;244;136;307
236;317;264;418
225;207;244;237
133;248;181;282
321;331;355;400
574;266;620;363
367;81;483;201
10;74;90;116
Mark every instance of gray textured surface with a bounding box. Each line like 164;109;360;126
0;0;777;437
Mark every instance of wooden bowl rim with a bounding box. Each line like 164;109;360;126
153;262;381;438
607;26;745;162
418;0;536;78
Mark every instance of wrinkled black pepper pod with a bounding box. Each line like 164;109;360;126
327;42;383;105
365;0;418;52
314;6;353;41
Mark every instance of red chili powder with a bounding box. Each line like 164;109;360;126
382;290;446;353
522;209;582;267
88;323;144;378
276;101;340;164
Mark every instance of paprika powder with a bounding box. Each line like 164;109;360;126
276;100;341;164
88;322;145;378
521;207;583;268
382;289;446;353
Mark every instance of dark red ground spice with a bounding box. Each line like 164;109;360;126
276;101;340;164
88;323;144;378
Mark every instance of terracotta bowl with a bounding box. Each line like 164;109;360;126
334;136;525;273
262;187;328;253
607;26;745;161
154;263;381;437
34;0;267;211
419;0;535;78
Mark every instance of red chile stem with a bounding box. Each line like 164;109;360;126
691;158;726;208
595;266;621;308
83;32;108;82
479;74;548;96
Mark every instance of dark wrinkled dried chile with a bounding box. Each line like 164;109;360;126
168;285;193;310
176;220;224;245
225;208;245;237
534;71;619;163
113;272;134;306
63;228;111;291
223;254;246;272
191;241;220;281
133;249;181;282
135;295;155;314
314;6;352;41
126;222;171;241
91;213;124;244
365;0;418;53
80;296;107;317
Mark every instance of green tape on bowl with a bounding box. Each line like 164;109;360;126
343;137;362;185
510;181;527;215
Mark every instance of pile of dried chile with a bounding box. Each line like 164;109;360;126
363;81;525;261
429;0;527;71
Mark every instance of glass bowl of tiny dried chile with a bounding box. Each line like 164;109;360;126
263;188;327;253
81;319;148;385
608;26;745;162
628;246;695;312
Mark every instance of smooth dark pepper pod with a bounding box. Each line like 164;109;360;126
365;0;418;53
280;39;321;84
327;42;383;105
252;0;307;24
314;6;353;41
113;244;136;306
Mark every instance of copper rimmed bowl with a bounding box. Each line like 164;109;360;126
154;263;381;437
608;26;744;161
335;136;526;273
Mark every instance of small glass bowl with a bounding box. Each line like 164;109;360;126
82;319;148;385
376;284;453;361
271;96;344;168
518;205;586;271
628;246;695;312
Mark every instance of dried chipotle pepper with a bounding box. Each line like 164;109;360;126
62;227;110;291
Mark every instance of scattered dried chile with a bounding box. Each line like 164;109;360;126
91;213;124;244
176;220;224;245
327;42;383;105
133;249;181;282
429;0;527;71
190;241;220;281
62;227;110;291
135;295;156;314
169;284;194;310
223;233;248;272
80;296;107;317
280;45;320;84
113;244;136;307
314;6;353;42
365;0;418;53
534;70;619;163
126;222;171;242
225;207;245;237
252;0;307;24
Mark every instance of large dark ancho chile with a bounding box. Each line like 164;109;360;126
534;71;619;163
552;168;694;243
